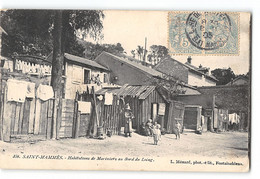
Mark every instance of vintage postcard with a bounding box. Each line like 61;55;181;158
0;10;251;172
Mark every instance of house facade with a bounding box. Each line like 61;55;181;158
226;75;249;86
95;85;184;133
46;53;111;99
154;56;218;87
95;52;163;86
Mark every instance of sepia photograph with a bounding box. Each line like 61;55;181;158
0;8;251;172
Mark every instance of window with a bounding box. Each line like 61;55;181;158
103;73;108;83
83;69;90;84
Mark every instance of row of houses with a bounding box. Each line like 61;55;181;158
0;27;250;141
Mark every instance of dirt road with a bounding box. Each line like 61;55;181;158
0;131;248;159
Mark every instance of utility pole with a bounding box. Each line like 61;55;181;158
143;37;147;63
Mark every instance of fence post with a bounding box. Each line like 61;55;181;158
0;69;2;140
92;86;98;137
34;99;41;135
74;111;81;138
56;96;62;140
46;99;53;139
72;91;79;138
2;84;12;142
51;92;57;139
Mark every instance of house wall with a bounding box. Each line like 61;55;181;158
232;78;248;85
95;53;153;85
126;89;166;131
175;95;215;131
198;85;249;112
64;62;109;99
175;94;214;109
188;72;203;86
183;106;202;130
165;101;185;133
188;71;216;86
205;77;217;86
154;58;189;83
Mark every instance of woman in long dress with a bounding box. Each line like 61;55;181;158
124;103;134;137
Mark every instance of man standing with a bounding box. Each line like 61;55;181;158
124;103;134;137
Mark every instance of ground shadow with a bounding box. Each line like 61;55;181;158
142;142;156;146
163;136;177;140
227;147;248;151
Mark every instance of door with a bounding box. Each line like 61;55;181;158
151;103;158;122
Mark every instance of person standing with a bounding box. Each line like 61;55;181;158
174;121;181;140
152;122;161;145
145;119;153;136
124;103;134;137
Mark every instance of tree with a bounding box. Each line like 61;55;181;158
79;40;125;60
0;10;104;58
1;10;105;139
211;68;236;85
0;10;54;57
131;50;135;58
136;45;144;60
1;10;104;88
150;74;186;100
50;9;104;98
147;45;170;65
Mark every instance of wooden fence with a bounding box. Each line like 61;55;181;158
0;79;121;142
76;89;123;138
0;80;54;142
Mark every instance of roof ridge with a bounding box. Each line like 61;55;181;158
100;51;162;77
157;56;218;82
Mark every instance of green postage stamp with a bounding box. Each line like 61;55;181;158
168;11;240;55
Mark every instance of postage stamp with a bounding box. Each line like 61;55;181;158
168;11;240;55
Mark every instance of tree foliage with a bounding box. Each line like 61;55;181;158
78;39;125;60
136;45;144;60
147;45;170;65
211;67;236;85
0;10;53;56
131;45;170;65
150;74;186;100
0;9;104;57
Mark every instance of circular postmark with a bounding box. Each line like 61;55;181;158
185;12;232;50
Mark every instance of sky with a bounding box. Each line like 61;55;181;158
87;10;250;75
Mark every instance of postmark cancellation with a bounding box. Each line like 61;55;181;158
168;11;240;55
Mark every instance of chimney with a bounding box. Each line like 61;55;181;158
187;56;192;64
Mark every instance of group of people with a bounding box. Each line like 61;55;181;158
123;103;182;145
139;119;162;145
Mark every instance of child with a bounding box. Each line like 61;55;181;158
145;119;153;136
174;121;181;140
140;122;146;136
152;122;161;145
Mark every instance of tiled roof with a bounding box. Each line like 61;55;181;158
96;85;157;100
64;53;108;71
226;75;249;85
154;57;188;80
183;62;218;82
155;57;218;82
99;52;163;77
178;87;201;95
45;52;109;71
